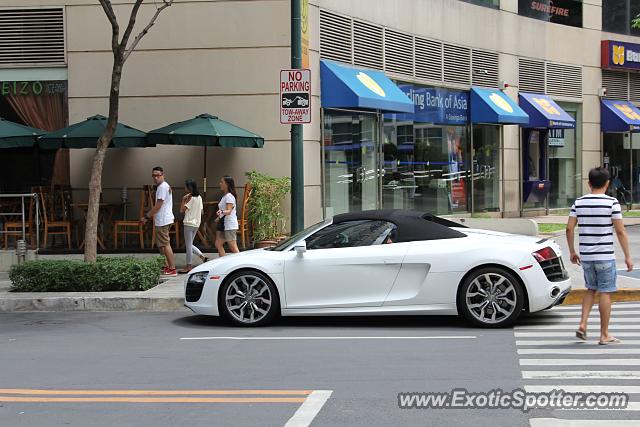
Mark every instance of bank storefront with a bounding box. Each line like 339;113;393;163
319;59;530;217
601;40;640;206
518;93;577;212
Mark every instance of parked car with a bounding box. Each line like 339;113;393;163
184;210;570;327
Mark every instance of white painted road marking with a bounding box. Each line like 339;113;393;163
180;336;477;341
516;339;640;345
519;317;640;323
515;324;640;330
518;348;640;355
284;390;332;427
525;385;640;393
515;332;640;337
520;358;640;366
522;370;640;379
531;419;640;426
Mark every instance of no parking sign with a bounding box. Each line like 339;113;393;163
280;69;311;124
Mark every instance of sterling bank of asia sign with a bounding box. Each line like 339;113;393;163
602;40;640;72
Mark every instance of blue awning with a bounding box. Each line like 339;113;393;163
320;60;414;113
601;100;640;132
470;87;529;124
519;93;575;129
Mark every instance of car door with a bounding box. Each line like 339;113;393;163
283;220;409;308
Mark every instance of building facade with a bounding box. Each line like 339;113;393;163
0;0;637;230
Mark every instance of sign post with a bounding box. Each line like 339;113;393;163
280;69;311;124
290;0;305;234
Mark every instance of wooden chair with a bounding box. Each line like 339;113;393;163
113;187;150;249
3;195;37;249
146;185;181;248
238;183;252;248
37;187;72;249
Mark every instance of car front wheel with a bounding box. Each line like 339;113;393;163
219;270;280;326
457;267;524;328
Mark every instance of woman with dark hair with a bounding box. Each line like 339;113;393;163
215;175;240;256
179;179;207;273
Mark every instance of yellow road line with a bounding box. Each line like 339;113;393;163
0;389;311;396
0;396;307;403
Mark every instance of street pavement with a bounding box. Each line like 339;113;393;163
1;304;640;427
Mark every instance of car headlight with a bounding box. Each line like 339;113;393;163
187;272;208;286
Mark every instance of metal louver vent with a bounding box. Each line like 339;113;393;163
443;44;470;85
384;29;413;76
602;70;630;100
353;20;383;70
319;10;352;64
518;59;545;93
414;37;442;81
630;73;640;103
546;62;582;99
0;8;65;66
471;49;498;87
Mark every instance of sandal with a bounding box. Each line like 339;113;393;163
575;329;587;341
598;337;621;345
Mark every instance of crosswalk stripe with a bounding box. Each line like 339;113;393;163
530;418;640;426
515;332;640;337
515;324;640;330
516;340;640;346
551;304;640;310
519;317;640;323
522;371;640;379
520;359;640;366
525;385;640;393
518;348;640;355
530;311;640;316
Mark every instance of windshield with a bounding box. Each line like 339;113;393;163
267;219;331;251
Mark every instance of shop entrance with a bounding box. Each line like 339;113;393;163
603;132;639;207
322;110;380;217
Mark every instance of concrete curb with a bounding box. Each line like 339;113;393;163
562;288;640;305
0;296;186;312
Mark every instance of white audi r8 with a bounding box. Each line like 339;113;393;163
184;210;571;328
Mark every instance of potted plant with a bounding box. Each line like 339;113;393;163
245;170;291;249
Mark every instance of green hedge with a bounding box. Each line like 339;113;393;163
9;257;165;292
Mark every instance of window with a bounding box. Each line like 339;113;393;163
518;0;583;28
459;0;500;9
306;220;397;250
603;0;640;36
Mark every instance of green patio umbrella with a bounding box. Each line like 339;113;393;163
0;117;44;148
38;115;149;150
147;114;264;196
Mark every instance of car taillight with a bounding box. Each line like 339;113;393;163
532;247;557;263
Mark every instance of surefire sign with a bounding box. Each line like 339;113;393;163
280;69;311;124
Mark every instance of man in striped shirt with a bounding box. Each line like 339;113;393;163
567;167;633;345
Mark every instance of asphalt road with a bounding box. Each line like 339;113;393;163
2;308;639;427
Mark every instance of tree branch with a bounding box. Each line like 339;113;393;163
119;0;144;53
98;0;120;56
122;0;174;63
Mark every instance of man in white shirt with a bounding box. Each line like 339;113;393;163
567;167;633;345
142;166;177;277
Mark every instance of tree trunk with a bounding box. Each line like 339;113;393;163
83;62;122;262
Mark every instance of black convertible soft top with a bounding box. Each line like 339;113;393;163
332;209;467;242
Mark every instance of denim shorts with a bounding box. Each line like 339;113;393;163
582;260;617;293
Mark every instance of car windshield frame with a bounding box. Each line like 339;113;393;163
265;219;332;252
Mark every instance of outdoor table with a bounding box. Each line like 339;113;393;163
71;203;120;250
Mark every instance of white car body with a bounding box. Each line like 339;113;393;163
184;213;571;326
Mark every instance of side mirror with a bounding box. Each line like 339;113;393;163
294;241;307;256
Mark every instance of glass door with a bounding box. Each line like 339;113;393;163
323;110;380;216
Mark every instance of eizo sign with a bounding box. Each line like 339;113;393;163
280;69;311;124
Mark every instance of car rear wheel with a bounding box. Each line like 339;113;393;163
219;270;280;326
458;267;524;328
